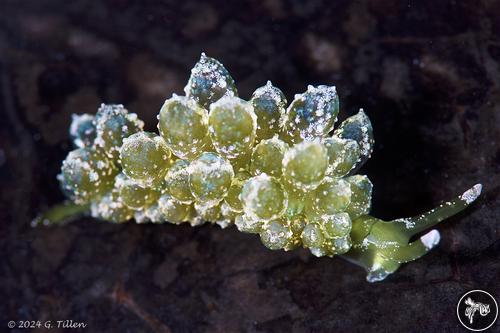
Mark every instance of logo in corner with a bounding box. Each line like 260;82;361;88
457;290;498;331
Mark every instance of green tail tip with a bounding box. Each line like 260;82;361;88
31;201;89;227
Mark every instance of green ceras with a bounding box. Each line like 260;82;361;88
35;53;482;282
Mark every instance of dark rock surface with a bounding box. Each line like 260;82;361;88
0;1;498;332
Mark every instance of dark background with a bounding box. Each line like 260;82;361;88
0;1;499;332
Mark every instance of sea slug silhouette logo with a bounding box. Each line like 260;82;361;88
457;290;498;331
465;297;490;324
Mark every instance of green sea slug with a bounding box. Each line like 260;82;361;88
35;53;482;282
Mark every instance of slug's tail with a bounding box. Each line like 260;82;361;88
32;201;89;227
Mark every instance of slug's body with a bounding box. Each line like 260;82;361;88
36;54;481;282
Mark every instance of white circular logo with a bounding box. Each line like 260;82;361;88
457;290;498;331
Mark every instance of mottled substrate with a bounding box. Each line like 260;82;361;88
37;54;482;282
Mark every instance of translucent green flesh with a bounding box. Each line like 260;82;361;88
43;55;481;283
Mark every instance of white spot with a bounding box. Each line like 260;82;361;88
421;229;440;250
460;184;482;204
